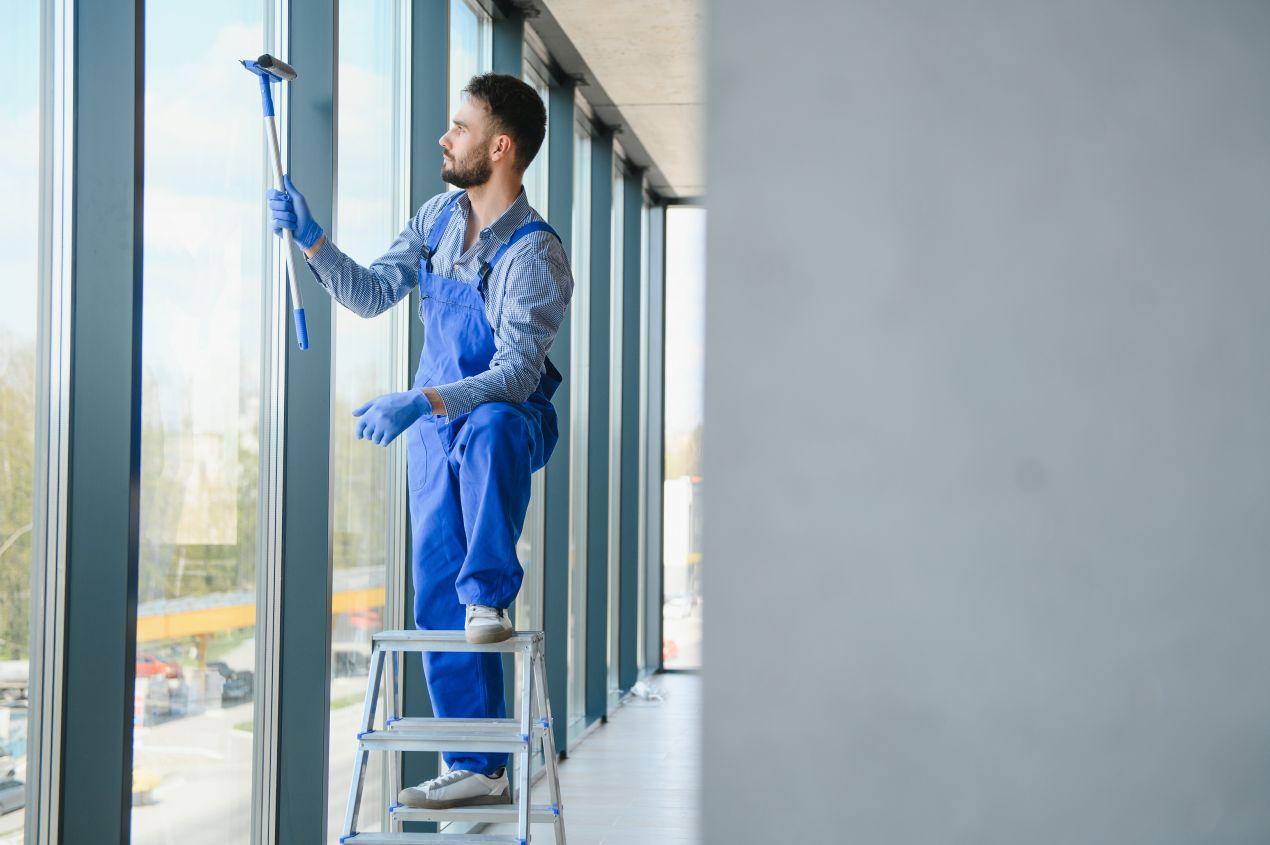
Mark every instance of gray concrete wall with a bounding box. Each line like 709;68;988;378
701;2;1270;842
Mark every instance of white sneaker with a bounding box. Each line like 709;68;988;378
465;604;514;644
397;767;511;809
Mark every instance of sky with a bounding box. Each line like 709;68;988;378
664;207;707;435
0;1;40;344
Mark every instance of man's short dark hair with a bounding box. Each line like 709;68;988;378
462;73;547;173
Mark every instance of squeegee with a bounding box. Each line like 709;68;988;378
241;53;309;350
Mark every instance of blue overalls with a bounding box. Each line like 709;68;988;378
406;191;562;775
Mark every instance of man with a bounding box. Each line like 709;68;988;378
268;73;572;811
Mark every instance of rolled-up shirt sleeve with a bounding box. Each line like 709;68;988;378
304;194;449;319
432;238;574;417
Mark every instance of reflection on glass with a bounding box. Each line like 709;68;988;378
662;207;706;671
606;163;624;713
0;3;39;841
326;2;407;839
566;121;591;744
132;6;265;842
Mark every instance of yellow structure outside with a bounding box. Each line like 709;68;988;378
135;586;386;643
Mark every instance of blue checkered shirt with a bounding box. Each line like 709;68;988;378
305;188;574;417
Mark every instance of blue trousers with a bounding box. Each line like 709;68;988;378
406;401;547;774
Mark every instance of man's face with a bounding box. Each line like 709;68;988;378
439;97;495;188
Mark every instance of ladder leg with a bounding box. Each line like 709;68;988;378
515;641;535;844
342;646;385;838
386;647;401;832
533;649;566;845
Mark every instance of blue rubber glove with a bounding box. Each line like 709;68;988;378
352;389;432;446
267;174;324;250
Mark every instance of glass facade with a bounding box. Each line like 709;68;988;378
566;118;592;744
0;4;40;841
325;2;410;838
7;4;667;836
132;4;268;841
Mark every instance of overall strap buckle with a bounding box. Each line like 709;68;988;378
423;191;464;273
475;220;563;300
477;261;494;299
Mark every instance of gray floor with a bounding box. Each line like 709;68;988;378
481;670;701;844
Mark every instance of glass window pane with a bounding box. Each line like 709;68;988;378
662;206;706;671
513;69;549;633
521;65;550;215
446;0;491;192
509;60;551;771
566;121;591;744
327;2;408;838
0;3;40;840
426;0;495;784
133;6;267;841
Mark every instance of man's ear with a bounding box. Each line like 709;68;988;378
491;133;513;163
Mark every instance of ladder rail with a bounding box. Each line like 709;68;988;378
515;641;534;842
532;649;566;845
386;648;401;835
343;647;386;838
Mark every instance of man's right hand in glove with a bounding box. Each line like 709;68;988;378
267;173;326;255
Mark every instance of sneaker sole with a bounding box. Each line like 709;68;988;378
465;626;515;644
397;791;512;810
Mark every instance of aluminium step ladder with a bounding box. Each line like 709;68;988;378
340;629;567;845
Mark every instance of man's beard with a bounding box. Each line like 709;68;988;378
441;148;492;188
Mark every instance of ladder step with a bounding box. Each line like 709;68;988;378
385;717;549;733
389;802;560;824
373;629;541;654
340;833;523;844
359;726;538;753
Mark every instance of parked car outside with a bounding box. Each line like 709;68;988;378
0;778;23;815
206;661;253;704
136;653;182;680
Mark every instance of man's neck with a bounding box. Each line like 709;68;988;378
463;177;523;231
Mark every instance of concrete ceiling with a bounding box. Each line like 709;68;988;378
531;0;704;200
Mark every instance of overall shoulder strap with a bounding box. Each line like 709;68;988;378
421;191;464;272
476;221;563;296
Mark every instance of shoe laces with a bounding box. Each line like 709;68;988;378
426;769;471;789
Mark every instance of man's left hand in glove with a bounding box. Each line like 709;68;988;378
352;389;441;446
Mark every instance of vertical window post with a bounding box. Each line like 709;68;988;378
585;128;613;725
275;2;336;842
59;0;143;841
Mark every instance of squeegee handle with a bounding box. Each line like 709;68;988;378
263;107;309;350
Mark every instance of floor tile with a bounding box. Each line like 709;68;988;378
479;672;701;845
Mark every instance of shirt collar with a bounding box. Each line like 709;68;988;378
456;187;531;247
